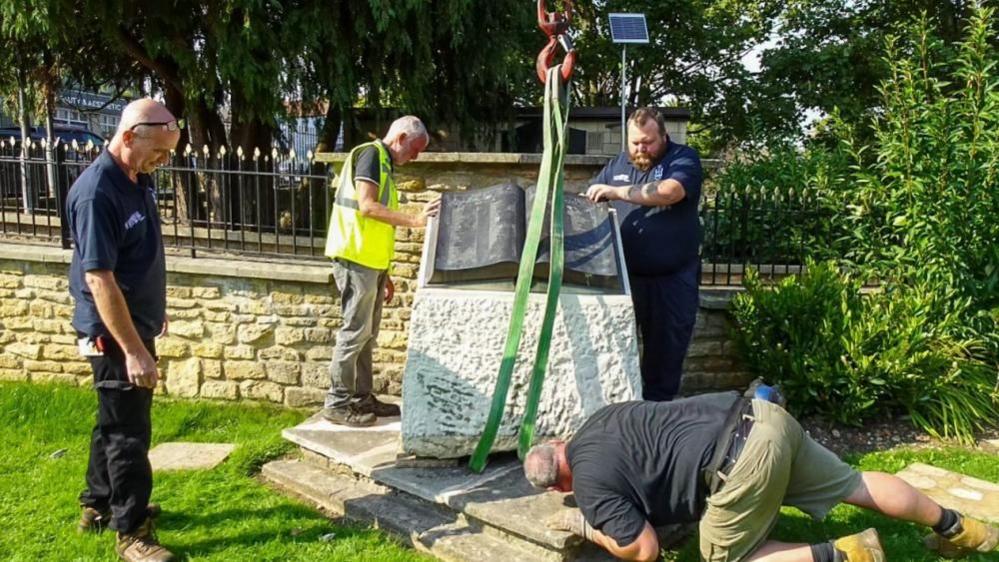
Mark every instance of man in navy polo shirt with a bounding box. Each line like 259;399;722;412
67;98;180;562
586;107;702;401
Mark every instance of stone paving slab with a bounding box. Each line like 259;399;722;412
982;439;999;453
284;414;579;551
896;463;999;523
148;442;236;471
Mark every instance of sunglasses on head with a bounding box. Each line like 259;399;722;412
129;119;186;132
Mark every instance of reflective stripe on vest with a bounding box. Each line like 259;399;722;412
324;141;398;270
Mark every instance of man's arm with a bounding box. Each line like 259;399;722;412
591;523;660;562
547;508;660;562
585;179;686;207
356;179;440;228
85;270;158;388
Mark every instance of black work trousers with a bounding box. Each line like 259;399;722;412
78;337;155;534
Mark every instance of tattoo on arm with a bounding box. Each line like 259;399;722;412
640;182;658;197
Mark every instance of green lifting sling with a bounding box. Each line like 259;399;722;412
469;65;569;472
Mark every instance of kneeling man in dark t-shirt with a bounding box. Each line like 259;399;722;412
524;393;998;562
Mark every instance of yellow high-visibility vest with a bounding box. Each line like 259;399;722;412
324;141;398;270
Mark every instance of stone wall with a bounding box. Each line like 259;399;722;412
0;154;750;407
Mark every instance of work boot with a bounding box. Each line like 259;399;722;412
924;515;999;559
79;504;161;533
321;404;376;427
358;394;401;417
115;518;174;562
833;528;885;562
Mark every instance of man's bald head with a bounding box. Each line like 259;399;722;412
109;98;181;180
116;98;178;137
383;116;429;165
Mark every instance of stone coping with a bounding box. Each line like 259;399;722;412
315;151;611;166
0;242;332;284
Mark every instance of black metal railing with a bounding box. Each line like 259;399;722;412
1;140;826;286
0;139;331;260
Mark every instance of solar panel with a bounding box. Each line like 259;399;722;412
609;13;649;44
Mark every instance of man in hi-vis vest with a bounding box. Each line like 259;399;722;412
323;116;440;426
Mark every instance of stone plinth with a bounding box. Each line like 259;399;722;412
401;288;641;458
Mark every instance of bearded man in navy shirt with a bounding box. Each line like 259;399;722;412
586;107;702;401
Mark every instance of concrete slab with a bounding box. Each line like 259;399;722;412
263;459;575;562
148;442;235;471
897;463;999;523
284;415;580;551
402;289;642;458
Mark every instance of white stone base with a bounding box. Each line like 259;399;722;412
401;288;641;458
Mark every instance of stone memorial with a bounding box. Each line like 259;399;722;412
401;183;642;458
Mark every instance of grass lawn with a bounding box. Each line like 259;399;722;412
1;382;996;561
0;382;430;562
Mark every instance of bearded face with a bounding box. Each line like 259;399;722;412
627;120;667;172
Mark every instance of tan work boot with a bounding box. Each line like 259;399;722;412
78;503;162;533
833;528;885;562
115;518;174;562
924;515;999;559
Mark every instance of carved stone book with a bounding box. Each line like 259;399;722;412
430;183;622;290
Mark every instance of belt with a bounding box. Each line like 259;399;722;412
704;399;755;495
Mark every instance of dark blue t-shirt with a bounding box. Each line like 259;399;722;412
67;150;166;340
591;141;703;276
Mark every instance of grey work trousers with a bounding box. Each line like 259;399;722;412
325;258;387;409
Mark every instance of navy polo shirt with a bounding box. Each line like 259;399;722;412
592;140;703;276
67;150;166;340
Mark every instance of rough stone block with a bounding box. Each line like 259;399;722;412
305;347;332;362
0;368;27;381
687;340;724;358
192;342;223;359
275;327;305;346
165;358;201;398
203;310;230;323
285;386;326;408
156;337;189;358
191;287;221;299
24;276;66;291
227;361;266;380
166;287;191;298
258;346;300;361
302;363;328;388
402;289;642;458
266;361;301;385
42;344;78;361
167;297;198;309
284;317;318;328
202;359;223;379
225;345;257;360
33;319;65;334
5;342;41;359
239;380;284;403
0;355;20;369
63;361;93;375
0;274;21;289
36;291;72;305
238;323;274;344
0;301;29;317
270;291;304;305
200;380;239;400
304;328;334;343
169;320;205;339
31;372;78;385
29;302;53;318
208;323;238;345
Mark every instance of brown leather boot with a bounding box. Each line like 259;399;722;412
924;515;999;559
78;504;161;533
115;518;174;562
833;528;885;562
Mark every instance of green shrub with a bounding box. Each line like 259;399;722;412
732;262;999;442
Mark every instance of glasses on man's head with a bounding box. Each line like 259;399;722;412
129;119;186;132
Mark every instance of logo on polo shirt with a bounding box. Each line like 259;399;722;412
653;165;663;181
613;174;630;182
124;211;146;231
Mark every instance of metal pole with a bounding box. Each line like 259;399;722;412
621;44;627;151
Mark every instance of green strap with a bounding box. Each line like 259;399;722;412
469;66;570;473
517;70;569;459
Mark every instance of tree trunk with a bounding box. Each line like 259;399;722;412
17;68;32;214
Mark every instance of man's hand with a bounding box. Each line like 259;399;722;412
159;315;169;337
385;277;395;303
411;197;442;227
585;184;626;203
125;347;159;389
545;508;594;540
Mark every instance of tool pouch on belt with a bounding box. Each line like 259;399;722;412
704;397;753;495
